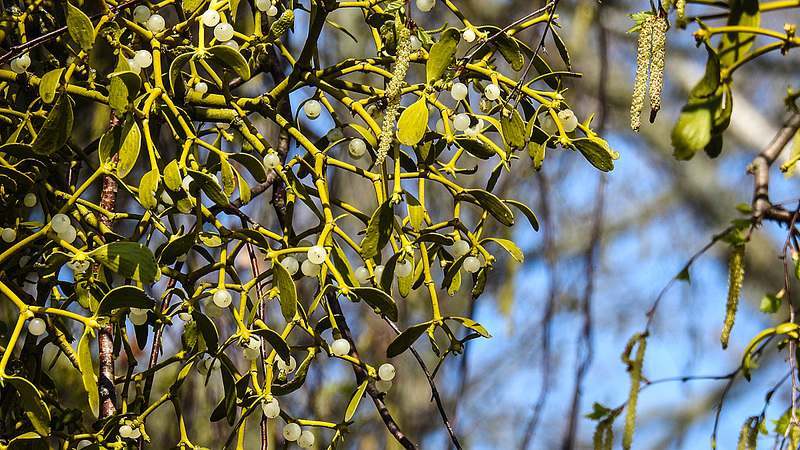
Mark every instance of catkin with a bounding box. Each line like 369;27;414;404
648;16;667;121
792;423;800;450
622;334;646;450
630;17;653;131
736;420;750;450
676;0;686;20
592;421;613;450
377;26;412;164
267;9;294;41
746;417;759;449
721;244;745;349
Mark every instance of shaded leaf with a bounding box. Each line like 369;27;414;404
456;137;495;159
445;316;492;338
351;287;398;321
206;45;250;81
572;137;619;172
501;109;526;149
466;189;514;226
361;201;393;259
169;52;194;95
96;286;153;316
480;237;523;263
671;91;722;160
229;152;268;182
251;327;290;361
273;260;298;322
387;321;431;358
89;242;160;283
32;93;73;156
405;191;425;231
192;310;219;353
4;377;50;436
718;0;760;67
504;199;539;231
39;68;64;104
116;119;141;178
426;28;460;83
66;2;94;51
77;330;99;418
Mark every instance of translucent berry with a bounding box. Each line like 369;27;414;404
307;245;327;264
375;379;392;392
416;0;435;12
282;256;299;275
213;22;235;42
463;256;481;273
194;81;208;94
453;113;470;132
463;29;477;43
479;96;493;113
50;214;71;234
540;114;558;134
378;363;396;381
178;312;192;321
210;358;221;371
146;14;166;33
28;318;46;336
246;336;261;349
410;35;422;51
201;9;220;27
266;4;279;16
11;54;31;73
283;423;301;441
18;255;30;267
373;265;384;281
127;58;141;74
76;440;92;449
119;424;133;438
261;398;281;418
205;301;223;318
213;289;232;308
133;5;151;22
255;0;270;11
331;338;350;356
242;347;260;360
484;83;501;101
436;118;452;134
301;259;321;277
450;82;468;101
264;152;281;169
23;193;37;207
181;175;194;192
222;40;239;50
464;124;480;137
354;266;370;284
1;228;16;243
304;100;321;119
134;50;153;68
130;311;148;326
367;104;383;121
452;240;470;258
197;358;210;375
59;226;77;243
176;253;188;262
395;259;412;277
349;138;367;159
297;430;315;448
277;355;297;372
72;260;90;272
327;127;344;142
129;427;141;439
558;109;579;132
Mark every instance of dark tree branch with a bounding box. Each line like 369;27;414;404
747;112;800;223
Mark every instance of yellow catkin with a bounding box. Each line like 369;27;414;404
792;423;800;450
721;244;745;349
677;0;686;20
267;9;294;41
736;420;750;450
603;423;613;450
622;334;646;450
592;421;614;450
377;26;412;164
648;16;667;121
630;17;654;131
746;417;759;449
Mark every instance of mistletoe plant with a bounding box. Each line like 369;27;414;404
0;0;614;448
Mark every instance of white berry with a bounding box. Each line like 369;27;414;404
327;127;344;142
214;22;235;42
416;0;435;12
59;225;77;243
261;398;280;418
133;5;151;22
395;259;412;277
119;424;132;438
463;29;476;42
452;240;470;258
242;347;260;360
410;35;422;51
246;336;262;350
127;58;141;74
1;228;16;242
23;193;36;207
283;423;301;441
349;138;367;159
213;289;232;308
373;265;384;281
197;358;210;375
331;338;350;356
354;266;370;284
28;318;46;336
222;39;239;50
307;245;327;264
255;0;270;11
266;5;279;16
453;113;470;132
282;256;299;275
201;9;220;27
130;311;148;326
375;379;392;392
18;255;30;267
205;301;223;318
146;14;165;33
484;83;501;101
304;100;322;119
378;363;396;381
301;259;320;277
134;50;153;68
540;114;558;134
264;152;281;169
450;82;468;101
76;440;92;449
463;256;481;273
178;312;191;321
297;430;315;448
277;355;296;372
558;109;579;132
11;54;31;73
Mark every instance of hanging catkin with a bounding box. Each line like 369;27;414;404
377;26;412;164
630;17;654;131
648;16;668;122
721;244;745;349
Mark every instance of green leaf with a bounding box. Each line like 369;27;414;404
387;321;431;358
504;199;539;231
677;267;691;283
760;293;782;314
39;68;64;104
192;310;219;353
116;119;141;178
572;137;619;172
426;28;460;84
396;97;429;146
188;169;230;207
164;160;182;190
32;93;73;156
455;137;495;159
345;379;369;422
220;158;236;197
108;71;142;111
480;237;523;263
330;241;357;287
251;327;290;361
65;1;94;51
466;189;514;226
691;43;721;98
501;109;526;149
361;201;393;259
494;32;524;71
138;168;160;210
550;25;570;69
229;152;268;183
89;242;160;283
351;287;399;321
445;316;492;338
585;402;612;421
273;260;297;322
206;45;251;81
170;361;195;395
78;330;99;418
718;0;760;67
671;91;722;160
405;191;425;231
169;52;194;96
182;0;204;12
4;376;50;436
96;286;153;316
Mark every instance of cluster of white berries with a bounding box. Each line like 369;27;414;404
51;213;78;244
255;0;279;16
203;289;233;318
283;423;315;447
118;422;142;439
197;356;222;375
242;336;262;360
375;362;396;392
127;49;153;74
540;109;579;135
451;239;486;273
